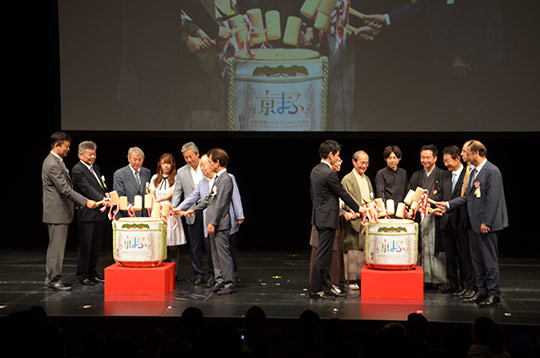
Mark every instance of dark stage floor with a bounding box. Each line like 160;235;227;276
0;249;539;328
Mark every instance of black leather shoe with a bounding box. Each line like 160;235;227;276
309;291;333;299
459;290;478;300
79;278;96;286
329;287;347;298
206;277;215;288
193;277;203;286
453;288;466;296
459;289;476;299
478;295;500;307
439;283;457;294
45;282;72;291
216;287;236;295
462;292;482;302
205;283;224;294
90;275;105;283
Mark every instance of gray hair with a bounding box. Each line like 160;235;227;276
78;140;97;155
181;142;199;154
128;146;145;159
352;150;369;161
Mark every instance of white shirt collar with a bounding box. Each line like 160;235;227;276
50;151;63;161
80;160;93;171
453;163;464;176
321;160;332;169
129;164;139;175
475;158;487;173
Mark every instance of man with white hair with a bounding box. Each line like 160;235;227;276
113;147;151;217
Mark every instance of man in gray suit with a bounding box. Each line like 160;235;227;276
171;142;211;286
184;148;235;295
436;140;508;307
42;131;98;291
178;154;245;282
113;147;151;217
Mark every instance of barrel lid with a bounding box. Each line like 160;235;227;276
370;219;414;224
235;48;320;60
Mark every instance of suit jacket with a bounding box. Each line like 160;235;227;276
72;161;108;222
42;153;87;224
193;170;233;232
113;164;151;216
179;173;244;236
389;0;504;72
341;170;374;250
310;162;360;230
433;165;468;231
171;163;200;225
448;160;508;233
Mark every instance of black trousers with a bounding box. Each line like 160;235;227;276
441;224;476;290
310;226;336;293
76;220;106;280
186;213;214;279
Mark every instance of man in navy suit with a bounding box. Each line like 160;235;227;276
434;145;476;297
113;147;151;217
310;140;364;299
436;140;508;307
72;141;108;285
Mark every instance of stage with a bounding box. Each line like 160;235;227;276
1;249;539;328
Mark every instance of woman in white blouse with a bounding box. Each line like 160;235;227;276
149;153;186;279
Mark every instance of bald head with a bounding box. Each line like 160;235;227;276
352;150;369;176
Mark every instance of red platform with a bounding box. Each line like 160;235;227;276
104;262;175;297
361;265;424;300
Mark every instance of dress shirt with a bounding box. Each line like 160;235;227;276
80;160;103;187
190;163;203;187
451;164;464;192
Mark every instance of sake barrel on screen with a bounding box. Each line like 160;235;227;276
112;217;167;267
227;48;328;131
365;219;418;270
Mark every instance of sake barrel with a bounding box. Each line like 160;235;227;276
365;219;418;270
112;217;167;267
227;48;328;131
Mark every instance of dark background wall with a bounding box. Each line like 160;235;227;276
7;1;540;257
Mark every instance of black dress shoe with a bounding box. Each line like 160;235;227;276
309;291;333;299
45;282;72;291
329;287;347;298
193;277;203;286
205;283;224;294
79;278;97;286
463;292;484;303
439;284;457;294
206;277;215;288
478;295;500;307
216;287;236;295
459;289;476;299
90;275;105;283
453;288;467;296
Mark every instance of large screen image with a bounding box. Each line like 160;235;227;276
58;0;538;132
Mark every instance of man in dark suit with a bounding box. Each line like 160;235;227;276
113;147;151;217
72;141;108;286
42;132;98;291
185;148;235;295
437;140;508;307
310;140;364;299
434;145;475;297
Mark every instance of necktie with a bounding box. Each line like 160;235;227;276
451;172;457;192
461;166;470;196
135;171;141;188
91;166;103;188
